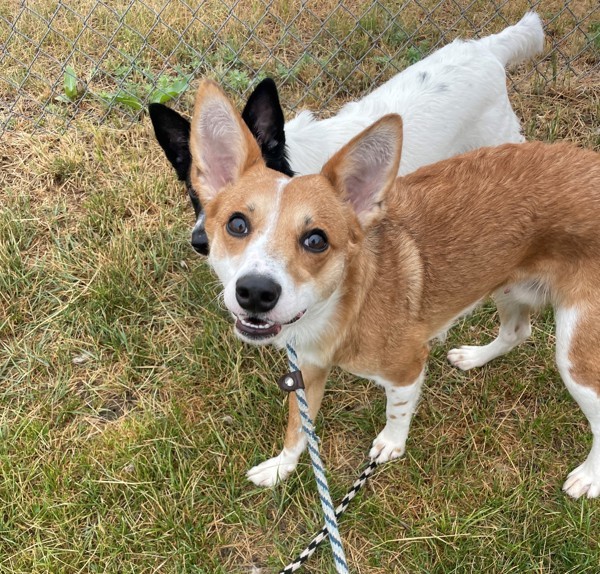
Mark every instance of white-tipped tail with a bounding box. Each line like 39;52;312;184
478;12;544;67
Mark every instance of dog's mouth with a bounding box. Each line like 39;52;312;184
235;311;306;341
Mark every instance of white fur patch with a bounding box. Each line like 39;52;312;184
215;178;289;321
369;371;425;463
277;286;343;365
555;306;600;499
246;435;307;487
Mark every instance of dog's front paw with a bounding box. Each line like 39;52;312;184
563;461;600;499
447;345;490;371
246;451;299;487
369;429;406;463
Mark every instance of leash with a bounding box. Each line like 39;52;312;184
278;460;378;573
281;343;349;573
269;342;383;572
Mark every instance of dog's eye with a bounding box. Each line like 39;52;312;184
301;230;328;253
226;213;250;237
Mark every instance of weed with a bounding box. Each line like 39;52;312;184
224;69;251;92
148;74;191;104
63;65;79;101
404;42;431;64
590;21;600;50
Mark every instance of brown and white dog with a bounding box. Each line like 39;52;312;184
190;80;600;498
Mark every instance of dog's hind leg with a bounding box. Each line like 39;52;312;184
447;289;532;370
556;306;600;499
246;363;328;487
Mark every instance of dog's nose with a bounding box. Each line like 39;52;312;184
235;274;281;314
191;227;209;256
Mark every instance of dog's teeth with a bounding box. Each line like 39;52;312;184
240;318;274;329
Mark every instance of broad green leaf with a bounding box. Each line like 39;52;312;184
63;65;78;101
148;76;189;104
113;92;143;110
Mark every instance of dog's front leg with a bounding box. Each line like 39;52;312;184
370;368;426;463
247;363;329;487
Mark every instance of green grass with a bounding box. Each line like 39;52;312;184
1;1;600;572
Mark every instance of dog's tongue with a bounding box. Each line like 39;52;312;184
236;317;281;338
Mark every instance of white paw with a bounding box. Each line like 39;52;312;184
562;461;600;499
447;345;490;371
369;429;406;463
246;453;298;487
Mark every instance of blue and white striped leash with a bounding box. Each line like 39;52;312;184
278;459;378;573
284;343;350;574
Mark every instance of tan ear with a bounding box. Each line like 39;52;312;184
321;114;403;227
189;79;263;204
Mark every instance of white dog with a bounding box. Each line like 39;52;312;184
150;13;544;253
284;12;543;176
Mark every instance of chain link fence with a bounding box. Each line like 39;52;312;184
1;0;598;136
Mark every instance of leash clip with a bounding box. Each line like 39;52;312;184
277;370;305;393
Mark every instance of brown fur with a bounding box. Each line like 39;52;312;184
281;140;598;400
189;80;600;494
328;141;600;379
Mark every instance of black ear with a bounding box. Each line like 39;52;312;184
241;78;294;176
148;103;192;182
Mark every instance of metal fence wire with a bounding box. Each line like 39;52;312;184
0;0;598;135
